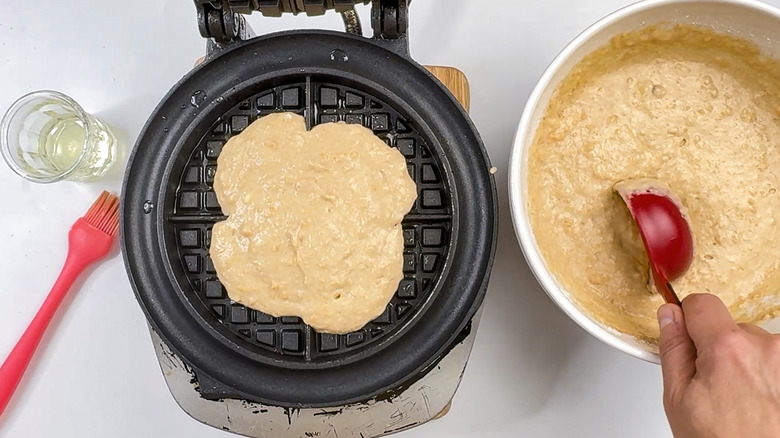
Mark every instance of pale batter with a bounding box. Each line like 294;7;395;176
527;25;780;343
211;113;417;334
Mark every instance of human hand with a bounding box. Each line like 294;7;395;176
658;293;780;438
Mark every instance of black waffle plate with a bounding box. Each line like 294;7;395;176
173;77;452;363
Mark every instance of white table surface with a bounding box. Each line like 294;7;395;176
4;0;768;436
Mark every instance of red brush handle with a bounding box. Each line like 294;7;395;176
0;220;113;416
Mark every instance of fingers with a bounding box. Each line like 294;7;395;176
681;293;739;351
658;303;697;402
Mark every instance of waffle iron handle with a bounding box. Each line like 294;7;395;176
194;0;410;56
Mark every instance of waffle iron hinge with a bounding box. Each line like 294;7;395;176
369;0;408;54
371;0;407;39
194;0;409;49
195;1;369;43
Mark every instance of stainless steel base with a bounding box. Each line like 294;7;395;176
149;310;480;438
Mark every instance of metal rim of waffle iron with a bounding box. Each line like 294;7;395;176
121;30;497;407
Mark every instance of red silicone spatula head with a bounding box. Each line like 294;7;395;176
614;179;694;306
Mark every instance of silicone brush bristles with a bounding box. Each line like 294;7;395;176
82;191;120;236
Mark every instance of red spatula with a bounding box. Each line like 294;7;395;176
614;179;694;306
0;191;119;416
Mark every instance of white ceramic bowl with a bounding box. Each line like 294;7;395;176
508;0;780;363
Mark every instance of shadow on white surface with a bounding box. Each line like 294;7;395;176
456;175;589;426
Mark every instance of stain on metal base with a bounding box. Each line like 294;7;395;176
150;310;482;438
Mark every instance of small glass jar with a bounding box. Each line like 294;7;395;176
1;90;117;183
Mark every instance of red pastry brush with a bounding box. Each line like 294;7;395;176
0;191;119;416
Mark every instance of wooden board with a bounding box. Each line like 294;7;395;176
426;65;470;112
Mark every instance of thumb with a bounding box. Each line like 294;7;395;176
657;303;697;406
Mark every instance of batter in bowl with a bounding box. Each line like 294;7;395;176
527;25;780;344
211;113;417;334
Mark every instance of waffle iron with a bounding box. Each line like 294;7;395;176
121;1;497;435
